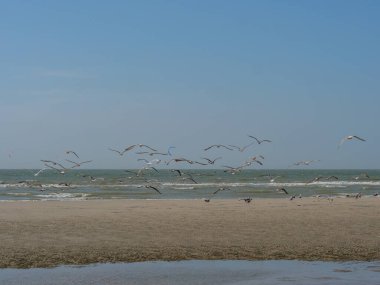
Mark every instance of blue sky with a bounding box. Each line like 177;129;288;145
1;0;379;169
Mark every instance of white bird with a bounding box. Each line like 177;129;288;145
338;135;366;148
34;168;47;177
293;160;319;166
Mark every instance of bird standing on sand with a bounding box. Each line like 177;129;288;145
240;197;252;203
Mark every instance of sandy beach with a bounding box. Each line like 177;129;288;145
0;198;379;268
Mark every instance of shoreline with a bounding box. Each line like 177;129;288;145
0;198;379;268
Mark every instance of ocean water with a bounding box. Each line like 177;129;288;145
0;260;379;285
0;169;379;201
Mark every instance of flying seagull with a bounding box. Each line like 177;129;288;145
293;160;319;166
65;150;79;159
145;185;162;194
228;142;255;152
248;135;272;144
338;135;366;148
124;144;158;153
277;187;289;195
108;148;126;156
204;144;233;151
213;187;231;195
65;159;92;168
201;157;222;165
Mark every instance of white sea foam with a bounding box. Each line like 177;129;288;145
35;193;89;201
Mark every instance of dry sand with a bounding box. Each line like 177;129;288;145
0;198;379;268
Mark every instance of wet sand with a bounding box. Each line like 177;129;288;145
0;198;379;268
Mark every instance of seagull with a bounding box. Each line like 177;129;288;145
222;165;243;175
180;176;198;184
228;142;255;152
338;135;366;148
34;168;47;177
65;150;79;159
171;169;185;176
166;157;207;166
246;156;264;166
293;160;319;166
248;135;272;144
307;175;339;183
65;159;92;168
354;173;370;180
124;170;139;176
203;198;210;203
108;148;126;156
145;185;162;194
44;163;66;175
240;197;252;203
40;160;66;169
204;144;233;151
82;175;98;182
213;187;231;195
124;144;158;153
201;157;222;165
277;187;289;195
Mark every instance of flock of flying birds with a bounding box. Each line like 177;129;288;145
28;134;370;201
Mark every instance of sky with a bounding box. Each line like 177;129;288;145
1;0;380;169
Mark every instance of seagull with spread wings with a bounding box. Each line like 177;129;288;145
338;135;366;148
204;144;233;151
65;150;79;159
248;135;272;144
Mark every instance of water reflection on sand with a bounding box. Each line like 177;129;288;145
0;260;379;285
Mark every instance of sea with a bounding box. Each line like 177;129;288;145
0;169;379;201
